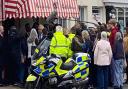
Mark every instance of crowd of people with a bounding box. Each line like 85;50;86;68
0;18;128;89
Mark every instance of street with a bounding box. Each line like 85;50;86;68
0;84;128;89
0;86;22;89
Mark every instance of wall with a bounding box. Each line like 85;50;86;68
71;0;106;28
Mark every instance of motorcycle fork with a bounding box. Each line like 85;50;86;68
34;76;41;89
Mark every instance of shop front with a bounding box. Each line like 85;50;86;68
1;0;79;28
103;0;128;28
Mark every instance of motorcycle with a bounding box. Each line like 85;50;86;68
25;38;91;89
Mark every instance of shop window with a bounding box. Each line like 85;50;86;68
118;8;124;26
118;8;124;17
126;8;128;26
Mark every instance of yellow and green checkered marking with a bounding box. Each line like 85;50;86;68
73;62;89;81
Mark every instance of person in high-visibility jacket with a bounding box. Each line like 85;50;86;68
67;28;76;58
49;26;69;61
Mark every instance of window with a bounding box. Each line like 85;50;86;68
92;7;101;21
92;7;100;16
78;6;85;21
126;8;128;25
118;8;124;27
118;8;124;17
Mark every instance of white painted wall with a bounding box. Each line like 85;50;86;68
103;0;128;3
69;0;106;28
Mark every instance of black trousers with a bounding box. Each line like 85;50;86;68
5;53;21;84
0;55;4;84
0;65;3;84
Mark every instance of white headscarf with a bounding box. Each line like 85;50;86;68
101;31;107;40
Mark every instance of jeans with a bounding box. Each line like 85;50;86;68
110;58;115;84
113;59;123;87
96;65;109;89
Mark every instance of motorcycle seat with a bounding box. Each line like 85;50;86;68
60;60;76;70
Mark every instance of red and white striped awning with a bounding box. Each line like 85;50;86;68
2;0;79;20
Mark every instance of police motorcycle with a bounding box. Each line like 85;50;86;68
25;36;90;89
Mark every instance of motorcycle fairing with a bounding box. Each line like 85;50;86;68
76;54;90;64
73;62;89;81
33;66;42;75
26;74;37;82
36;56;45;65
55;59;69;76
41;63;55;77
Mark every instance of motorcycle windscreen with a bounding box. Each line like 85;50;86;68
32;38;51;60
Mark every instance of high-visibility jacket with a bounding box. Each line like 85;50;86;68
49;32;69;58
67;34;75;58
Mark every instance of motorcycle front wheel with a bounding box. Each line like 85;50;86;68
42;80;57;89
25;81;42;89
25;82;35;89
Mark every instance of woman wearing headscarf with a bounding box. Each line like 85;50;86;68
113;32;125;89
94;31;112;89
27;22;39;58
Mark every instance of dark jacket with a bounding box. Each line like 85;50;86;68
82;39;93;54
0;36;4;53
71;35;83;53
21;37;28;57
8;28;22;57
0;36;4;65
113;39;124;59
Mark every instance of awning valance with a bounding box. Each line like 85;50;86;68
2;0;79;20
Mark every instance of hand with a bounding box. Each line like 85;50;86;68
75;37;79;42
124;59;127;69
21;56;26;64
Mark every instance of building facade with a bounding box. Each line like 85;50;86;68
57;0;106;28
1;0;128;28
77;0;106;27
103;0;128;27
67;0;128;28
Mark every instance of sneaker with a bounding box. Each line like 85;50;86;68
13;82;24;88
13;82;19;86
